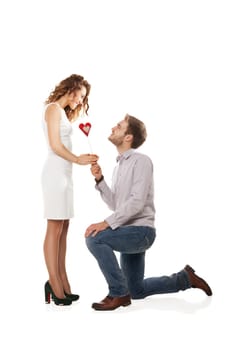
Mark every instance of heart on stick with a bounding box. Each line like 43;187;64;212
79;122;92;136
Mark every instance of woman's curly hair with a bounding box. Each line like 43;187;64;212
45;74;91;121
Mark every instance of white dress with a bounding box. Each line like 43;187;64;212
41;103;74;219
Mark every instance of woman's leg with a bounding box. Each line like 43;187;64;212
58;219;72;294
43;219;65;298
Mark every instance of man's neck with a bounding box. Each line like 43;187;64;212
116;145;131;155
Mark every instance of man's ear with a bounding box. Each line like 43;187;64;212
125;134;133;144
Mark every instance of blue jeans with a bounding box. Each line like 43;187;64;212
86;226;191;298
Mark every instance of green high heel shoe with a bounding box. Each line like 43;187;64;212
44;281;72;306
64;292;80;302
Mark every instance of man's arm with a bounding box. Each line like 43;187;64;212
87;156;154;234
90;164;115;210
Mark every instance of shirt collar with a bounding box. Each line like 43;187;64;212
116;149;134;162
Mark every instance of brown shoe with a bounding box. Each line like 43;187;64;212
92;294;131;311
185;265;213;296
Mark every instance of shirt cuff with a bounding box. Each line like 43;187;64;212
94;175;104;184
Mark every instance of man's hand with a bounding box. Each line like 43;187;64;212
91;163;102;180
85;221;109;237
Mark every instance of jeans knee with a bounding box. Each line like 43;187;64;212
128;286;145;299
85;236;93;251
131;293;145;300
130;291;145;300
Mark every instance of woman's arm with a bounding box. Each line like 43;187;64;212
45;104;97;165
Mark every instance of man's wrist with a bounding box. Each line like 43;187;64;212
95;175;104;184
103;220;109;229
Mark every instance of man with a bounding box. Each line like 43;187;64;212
85;114;212;311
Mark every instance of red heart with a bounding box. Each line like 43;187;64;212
79;122;92;136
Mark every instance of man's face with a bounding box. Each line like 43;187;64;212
108;119;128;146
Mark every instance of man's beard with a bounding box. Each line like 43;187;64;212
108;135;124;146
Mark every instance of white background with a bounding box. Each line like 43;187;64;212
0;0;232;349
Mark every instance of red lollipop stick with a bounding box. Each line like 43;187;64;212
79;122;93;153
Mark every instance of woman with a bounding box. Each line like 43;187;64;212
41;74;98;306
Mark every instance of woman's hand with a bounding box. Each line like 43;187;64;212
77;154;99;165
